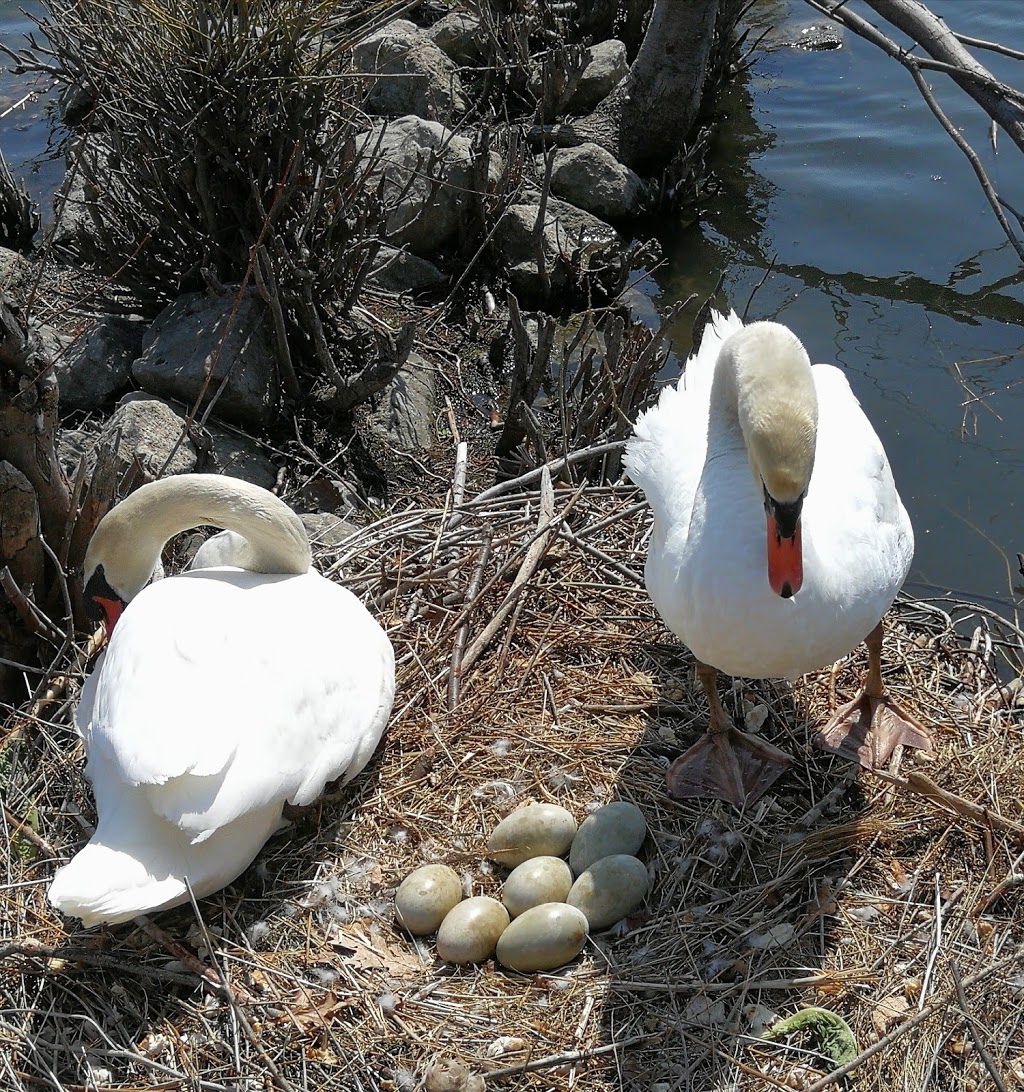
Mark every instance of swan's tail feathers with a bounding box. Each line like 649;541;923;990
47;840;189;927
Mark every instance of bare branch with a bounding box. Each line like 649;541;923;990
804;0;1024;260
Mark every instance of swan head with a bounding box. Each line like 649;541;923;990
82;514;161;632
726;321;818;599
80;474;311;635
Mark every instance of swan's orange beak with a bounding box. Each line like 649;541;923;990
92;596;125;634
767;515;802;598
763;488;804;599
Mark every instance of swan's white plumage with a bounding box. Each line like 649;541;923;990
625;310;913;681
48;477;395;927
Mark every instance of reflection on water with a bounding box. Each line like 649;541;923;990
651;0;1024;613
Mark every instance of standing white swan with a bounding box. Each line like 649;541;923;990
48;474;396;926
625;310;931;806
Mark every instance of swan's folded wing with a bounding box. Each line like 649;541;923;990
811;363;910;532
83;568;395;841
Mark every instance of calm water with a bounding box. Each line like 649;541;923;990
2;1;1023;611
0;1;62;209
653;0;1024;614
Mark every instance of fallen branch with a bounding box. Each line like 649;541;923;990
871;768;1024;839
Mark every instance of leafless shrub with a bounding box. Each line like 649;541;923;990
0;148;39;252
495;285;683;483
5;0;393;395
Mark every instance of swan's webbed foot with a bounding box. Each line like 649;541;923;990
814;621;933;769
666;661;792;807
667;724;792;807
815;690;932;769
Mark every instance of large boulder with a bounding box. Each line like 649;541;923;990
493;196;621;296
544;143;647;221
94;393;199;481
51;134;111;254
358;116;504;256
0;247;33;295
78;392;277;488
352;19;468;123
426;12;487;66
54;315;144;411
565;40;628;113
133;289;278;427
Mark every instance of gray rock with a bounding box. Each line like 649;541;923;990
367;244;447;293
0;247;33;295
362;350;436;454
77;392;277;491
205;422;278;490
352;19;467;123
58;423;103;478
494;196;621;295
51;134;111;253
426;12;486;65
54;316;144;411
566;40;628;113
133;290;278;427
296;475;363;516
300;512;360;550
29;322;74;371
95;393;199;481
357;116;503;255
544;143;646;220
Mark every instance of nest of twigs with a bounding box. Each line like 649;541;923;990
3;449;1024;1092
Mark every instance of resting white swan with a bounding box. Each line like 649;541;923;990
625;310;931;805
48;474;395;926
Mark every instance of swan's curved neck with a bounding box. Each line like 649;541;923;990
86;474;311;603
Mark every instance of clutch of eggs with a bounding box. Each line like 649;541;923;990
394;801;649;973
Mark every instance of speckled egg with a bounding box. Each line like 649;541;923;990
495;902;589;972
502;856;574;918
569;801;647;874
394;864;463;935
567;853;649;930
487;803;577;867
436;896;510;964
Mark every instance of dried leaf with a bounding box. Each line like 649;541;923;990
274;990;358;1035
872;994;910;1036
334;923;424;979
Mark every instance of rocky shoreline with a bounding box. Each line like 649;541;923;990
0;1;743;681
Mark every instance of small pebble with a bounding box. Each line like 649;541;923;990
487;803;577;867
495;903;589;972
569;801;647;874
436;897;510;964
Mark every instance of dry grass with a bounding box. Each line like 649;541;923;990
3;451;1024;1092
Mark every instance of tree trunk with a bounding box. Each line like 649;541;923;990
0;299;74;697
572;0;723;170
